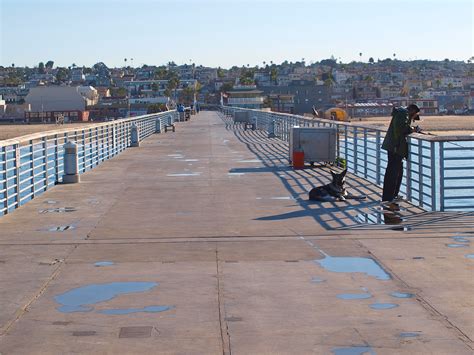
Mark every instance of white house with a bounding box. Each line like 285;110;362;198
25;86;97;111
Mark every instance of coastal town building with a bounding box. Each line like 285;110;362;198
224;85;265;109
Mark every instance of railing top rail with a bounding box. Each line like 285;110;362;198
226;106;474;143
0;110;176;147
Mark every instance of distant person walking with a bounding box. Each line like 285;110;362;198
381;104;421;209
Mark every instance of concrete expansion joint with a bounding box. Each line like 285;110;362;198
0;245;78;337
357;239;473;348
215;249;232;355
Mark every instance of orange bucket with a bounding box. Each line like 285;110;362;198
292;150;305;169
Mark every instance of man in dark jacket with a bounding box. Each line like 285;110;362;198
381;104;421;209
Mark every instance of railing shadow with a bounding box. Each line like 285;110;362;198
219;112;473;232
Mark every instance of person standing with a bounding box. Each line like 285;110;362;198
381;104;421;209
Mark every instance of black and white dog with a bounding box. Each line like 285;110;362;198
308;169;366;202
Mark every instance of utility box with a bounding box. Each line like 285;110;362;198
289;127;337;164
233;111;250;124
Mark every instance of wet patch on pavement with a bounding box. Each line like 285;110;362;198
446;243;469;248
315;253;391;281
399;332;422;338
54;281;158;313
370;303;399;310
332;346;376;355
311;277;326;283
94;261;114;267
390;292;414;299
337;292;372;300
166;173;201;177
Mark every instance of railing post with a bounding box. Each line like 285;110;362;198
54;134;60;182
406;137;412;201
2;146;8;214
363;129;368;179
62;141;80;184
268;120;276;138
375;131;381;185
112;124;116;155
430;141;437;211
353;127;358;174
155;116;162;133
418;139;424;207
131;123;140;147
344;126;349;171
14;144;20;208
42;137;48;190
30;141;36;199
439;142;445;211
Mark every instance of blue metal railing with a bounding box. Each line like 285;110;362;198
221;106;474;212
0;111;177;216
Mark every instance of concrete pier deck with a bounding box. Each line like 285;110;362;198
0;111;473;354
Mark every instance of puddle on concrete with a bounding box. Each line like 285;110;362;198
332;346;376;355
167;154;183;157
311;277;326;283
337;293;372;300
99;305;173;315
370;303;399;310
315;253;391;281
446;243;469;248
40;207;76;214
399;332;422;338
356;212;411;231
236;159;262;163
54;282;158;313
48;225;75;232
94;261;114;267
184;159;199;162
166;173;201;177
452;236;470;243
390;292;414;299
465;254;474;259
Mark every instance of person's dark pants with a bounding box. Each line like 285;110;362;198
382;151;404;202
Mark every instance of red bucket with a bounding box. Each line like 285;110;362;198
292;150;305;169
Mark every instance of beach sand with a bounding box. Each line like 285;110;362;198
0;123;97;141
355;115;474;136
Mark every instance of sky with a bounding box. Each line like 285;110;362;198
1;0;473;69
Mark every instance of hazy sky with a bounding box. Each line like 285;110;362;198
1;0;473;68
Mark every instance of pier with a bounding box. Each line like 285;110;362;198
0;111;473;354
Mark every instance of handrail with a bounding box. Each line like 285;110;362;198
0;110;178;216
221;105;474;212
